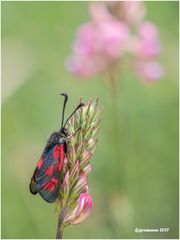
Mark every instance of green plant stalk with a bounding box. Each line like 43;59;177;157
56;204;68;239
108;70;126;190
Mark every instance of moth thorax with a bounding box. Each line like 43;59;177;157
59;137;66;144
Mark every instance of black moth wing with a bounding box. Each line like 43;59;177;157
29;132;66;203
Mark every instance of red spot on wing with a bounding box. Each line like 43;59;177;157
45;165;53;176
51;177;58;185
53;145;61;159
53;144;65;171
33;157;44;177
42;177;58;192
42;181;52;191
37;157;44;169
59;144;64;170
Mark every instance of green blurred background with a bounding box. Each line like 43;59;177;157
2;1;179;239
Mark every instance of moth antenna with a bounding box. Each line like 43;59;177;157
60;93;68;128
66;127;81;139
64;103;84;127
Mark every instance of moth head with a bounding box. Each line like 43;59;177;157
60;127;68;138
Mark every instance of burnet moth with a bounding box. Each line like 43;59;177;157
29;93;84;203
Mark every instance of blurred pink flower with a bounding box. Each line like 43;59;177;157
66;1;164;82
66;2;129;77
107;1;146;26
120;1;146;26
64;192;93;225
133;21;161;59
89;2;114;23
134;61;165;81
